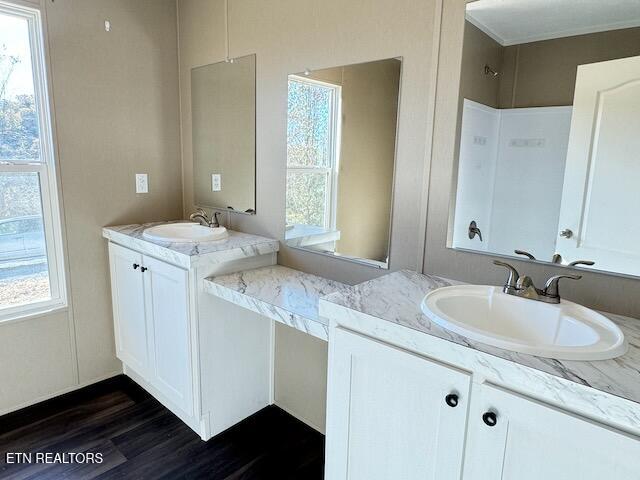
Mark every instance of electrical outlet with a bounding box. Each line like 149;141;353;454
211;174;222;192
135;174;149;194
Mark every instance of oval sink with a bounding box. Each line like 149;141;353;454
421;285;626;360
142;223;228;243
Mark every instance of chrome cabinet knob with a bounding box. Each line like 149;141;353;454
559;229;573;239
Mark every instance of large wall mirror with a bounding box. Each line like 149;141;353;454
450;0;640;277
191;54;256;213
284;58;402;269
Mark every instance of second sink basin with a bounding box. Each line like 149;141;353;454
421;285;626;361
143;223;229;243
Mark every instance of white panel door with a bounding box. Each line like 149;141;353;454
143;255;193;416
557;55;640;274
325;328;471;480
108;243;149;376
464;383;640;480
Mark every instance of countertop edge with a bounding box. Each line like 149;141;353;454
203;277;329;341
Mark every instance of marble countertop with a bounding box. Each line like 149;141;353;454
103;222;279;269
204;265;352;341
321;270;640;406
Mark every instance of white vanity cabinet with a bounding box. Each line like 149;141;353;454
325;328;472;480
104;224;280;440
326;328;640;480
464;383;640;480
108;243;193;417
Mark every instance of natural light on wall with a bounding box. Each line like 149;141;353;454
0;2;65;320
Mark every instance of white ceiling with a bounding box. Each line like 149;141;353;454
466;0;640;46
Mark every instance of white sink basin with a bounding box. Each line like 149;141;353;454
421;285;626;360
142;223;228;243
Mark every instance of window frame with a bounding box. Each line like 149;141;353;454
286;75;342;230
0;1;67;321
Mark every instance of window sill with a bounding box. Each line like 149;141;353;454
0;300;69;326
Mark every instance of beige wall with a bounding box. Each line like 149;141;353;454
426;0;640;320
501;27;640;108
178;0;440;430
274;324;328;433
460;22;503;108
0;0;182;413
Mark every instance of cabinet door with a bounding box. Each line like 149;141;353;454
108;243;148;376
143;256;193;416
464;383;640;480
325;328;471;480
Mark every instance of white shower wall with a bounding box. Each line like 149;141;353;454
453;100;572;260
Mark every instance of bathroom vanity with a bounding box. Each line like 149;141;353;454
320;271;640;480
103;223;279;440
104;222;640;478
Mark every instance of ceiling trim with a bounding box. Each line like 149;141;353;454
466;11;640;46
464;12;505;45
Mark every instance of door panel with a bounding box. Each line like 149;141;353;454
557;55;640;274
144;256;193;416
325;328;471;480
108;243;148;375
464;383;640;480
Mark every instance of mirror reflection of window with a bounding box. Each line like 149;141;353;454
286;76;341;231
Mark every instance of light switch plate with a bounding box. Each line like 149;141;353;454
211;174;222;192
135;174;149;194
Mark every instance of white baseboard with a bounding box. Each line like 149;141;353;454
274;401;325;434
0;370;122;417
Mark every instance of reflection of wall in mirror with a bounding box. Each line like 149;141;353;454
309;59;400;264
460;21;640;110
192;55;255;212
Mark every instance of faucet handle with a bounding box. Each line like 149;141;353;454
568;260;595;267
493;260;519;289
514;250;536;260
543;274;582;299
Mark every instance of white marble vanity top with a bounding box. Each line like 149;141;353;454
204;265;351;341
102;222;279;269
321;270;640;407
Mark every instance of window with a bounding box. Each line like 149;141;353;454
0;2;65;319
286;76;341;229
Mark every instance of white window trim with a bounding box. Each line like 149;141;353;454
0;1;67;321
287;75;342;230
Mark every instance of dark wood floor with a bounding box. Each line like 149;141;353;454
0;376;325;479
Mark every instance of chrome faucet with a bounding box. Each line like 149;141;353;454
493;260;581;304
189;208;220;228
